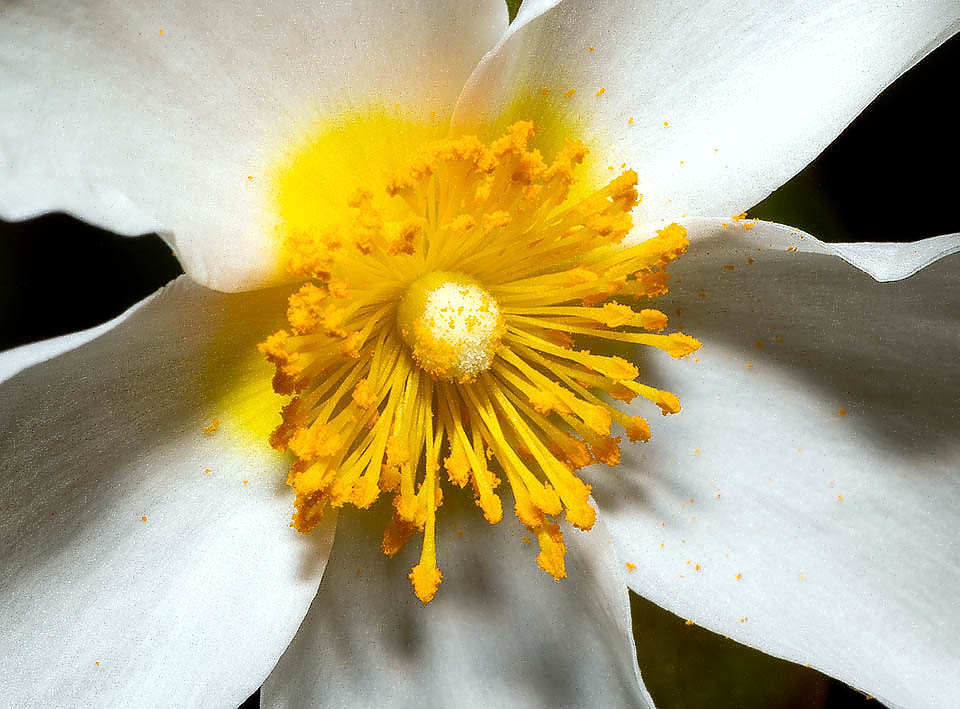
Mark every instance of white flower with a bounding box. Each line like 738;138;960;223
1;2;958;708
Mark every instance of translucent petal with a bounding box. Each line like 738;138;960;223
0;0;508;291
263;501;653;708
0;277;335;706
593;221;960;709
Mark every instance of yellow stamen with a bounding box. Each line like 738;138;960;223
260;120;700;603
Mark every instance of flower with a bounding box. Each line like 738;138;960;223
1;2;958;708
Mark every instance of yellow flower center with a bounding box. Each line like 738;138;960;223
397;271;505;384
260;119;700;604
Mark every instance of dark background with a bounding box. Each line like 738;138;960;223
1;14;956;709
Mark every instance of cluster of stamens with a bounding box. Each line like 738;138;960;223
260;121;700;603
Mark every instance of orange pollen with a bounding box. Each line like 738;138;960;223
260;120;700;604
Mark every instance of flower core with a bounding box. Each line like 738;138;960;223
260;120;700;604
397;271;505;384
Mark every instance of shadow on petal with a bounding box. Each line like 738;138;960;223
659;234;959;455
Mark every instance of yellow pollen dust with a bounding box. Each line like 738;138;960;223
397;271;505;384
260;119;700;605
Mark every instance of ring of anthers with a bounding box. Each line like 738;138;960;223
260;121;700;603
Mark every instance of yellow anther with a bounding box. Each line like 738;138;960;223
327;279;350;298
636;308;669;332
352;379;378;409
350;475;381;509
659;333;702;359
382;513;414;558
443;441;471;487
477;491;503;525
640;385;682;415
590;437;622;466
449;214;477;233
534;523;567;580
579;403;613;437
291;490;328;533
286;283;328;335
626;416;652;442
481;210;511;233
338;331;362;358
289;426;342;461
409;563;443;604
385;219;424;256
564;497;597;531
600;302;636;327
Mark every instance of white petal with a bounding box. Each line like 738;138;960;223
453;1;959;240
680;218;960;282
0;0;508;291
0;276;334;708
0;306;143;385
827;233;960;282
590;220;960;709
262;500;653;708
